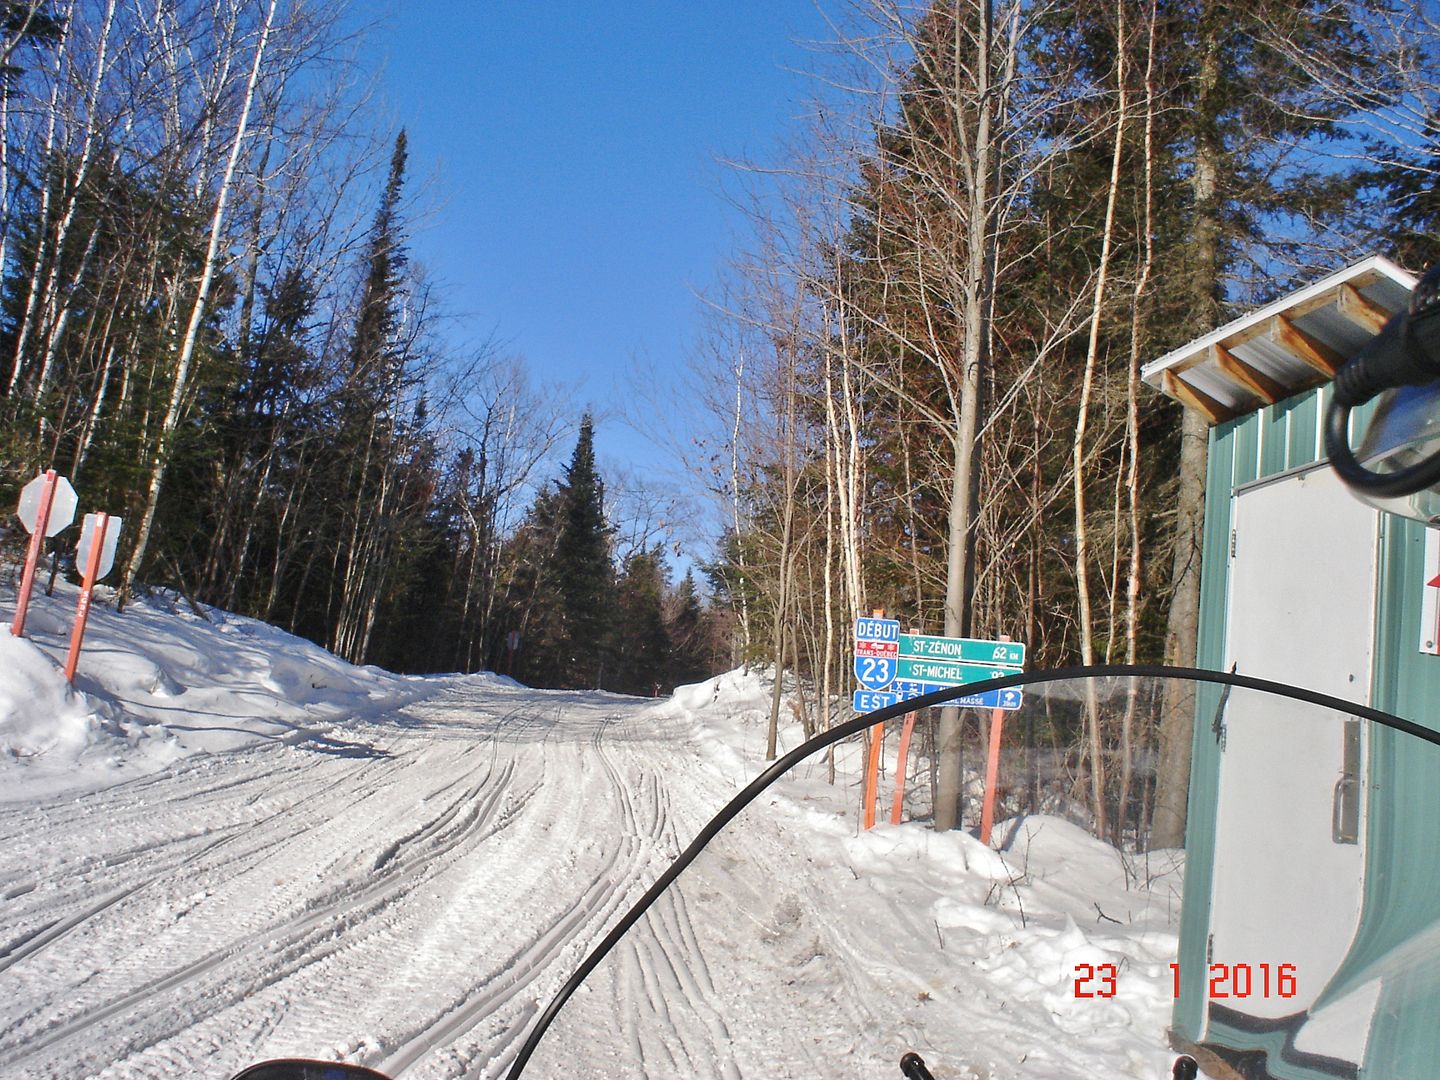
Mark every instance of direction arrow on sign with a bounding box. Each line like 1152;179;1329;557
899;633;1025;668
930;688;1024;710
17;472;78;537
896;657;1016;686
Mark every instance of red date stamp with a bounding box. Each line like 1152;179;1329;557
1073;962;1298;999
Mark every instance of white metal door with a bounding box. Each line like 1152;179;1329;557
1211;464;1375;1026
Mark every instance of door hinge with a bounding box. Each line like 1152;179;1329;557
1230;528;1237;558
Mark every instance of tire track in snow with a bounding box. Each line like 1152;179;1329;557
0;829;246;977
0;703;537;998
0;740;526;1068
374;711;694;1078
1;687;722;1079
94;702;562;1076
410;713;741;1080
605;768;739;1080
0;746;396;982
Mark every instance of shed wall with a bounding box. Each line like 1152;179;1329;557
1175;386;1440;1077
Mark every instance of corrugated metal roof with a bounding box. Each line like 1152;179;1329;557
1141;255;1418;424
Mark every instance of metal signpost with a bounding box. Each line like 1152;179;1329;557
11;470;79;638
65;513;122;683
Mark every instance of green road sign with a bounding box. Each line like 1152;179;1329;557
898;634;1025;668
895;657;1017;686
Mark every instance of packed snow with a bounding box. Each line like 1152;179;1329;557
0;577;1185;1079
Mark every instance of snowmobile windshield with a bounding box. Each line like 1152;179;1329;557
510;668;1440;1080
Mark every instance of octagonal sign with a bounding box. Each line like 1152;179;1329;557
16;472;78;537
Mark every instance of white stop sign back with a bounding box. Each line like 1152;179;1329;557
16;473;78;537
76;514;122;582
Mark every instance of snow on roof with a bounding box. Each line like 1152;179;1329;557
1141;255;1418;424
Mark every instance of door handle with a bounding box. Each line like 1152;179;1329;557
1333;776;1359;844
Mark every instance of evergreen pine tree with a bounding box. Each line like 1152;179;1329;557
1364;110;1440;272
321;128;423;661
664;569;709;690
546;415;614;688
610;545;670;695
502;485;566;684
348;130;409;388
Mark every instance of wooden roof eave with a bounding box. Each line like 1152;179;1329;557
1141;255;1418;424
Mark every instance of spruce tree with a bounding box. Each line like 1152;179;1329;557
550;415;614;688
1364;110;1440;272
503;485;567;684
664;569;709;690
610;545;670;694
323;129;420;661
347;130;409;391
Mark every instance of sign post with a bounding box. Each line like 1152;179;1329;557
11;470;79;638
975;637;1020;845
863;723;883;830
853;619;1026;834
64;513;121;683
889;709;919;826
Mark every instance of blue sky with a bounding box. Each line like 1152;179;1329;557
348;1;833;545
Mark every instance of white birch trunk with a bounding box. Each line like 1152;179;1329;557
121;0;279;602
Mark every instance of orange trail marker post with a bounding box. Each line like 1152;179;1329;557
888;623;925;826
890;710;919;825
64;512;121;683
978;635;1014;845
863;723;884;830
978;705;1005;845
11;470;78;638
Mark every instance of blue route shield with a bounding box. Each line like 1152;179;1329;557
853;655;896;690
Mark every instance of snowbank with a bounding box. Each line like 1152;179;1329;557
659;665;1186;1078
1;574;438;796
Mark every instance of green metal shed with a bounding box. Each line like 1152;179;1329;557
1141;256;1440;1079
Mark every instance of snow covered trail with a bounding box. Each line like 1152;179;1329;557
0;677;734;1080
1;585;1186;1080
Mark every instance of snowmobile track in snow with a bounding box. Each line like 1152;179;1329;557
0;682;756;1080
0;753;525;1069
